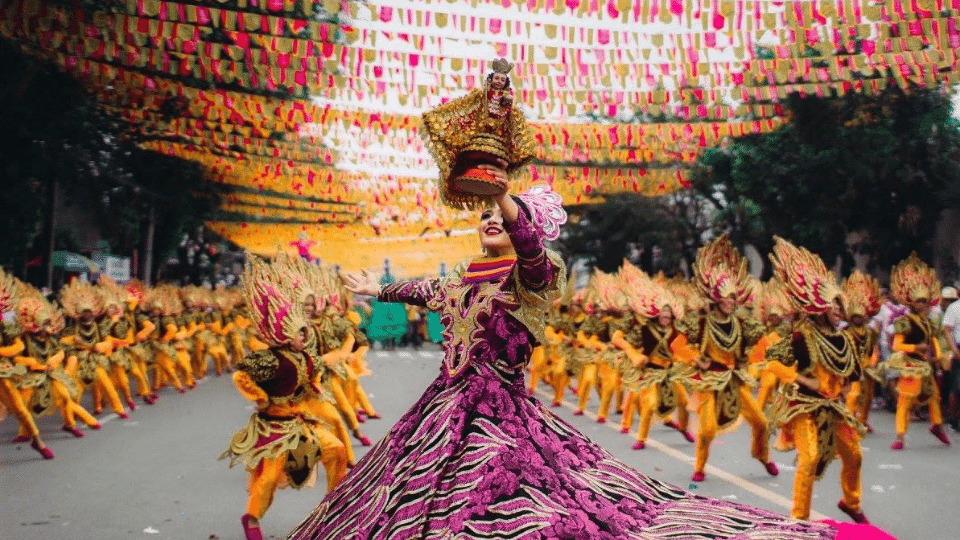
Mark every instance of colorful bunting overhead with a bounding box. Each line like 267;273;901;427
2;0;959;276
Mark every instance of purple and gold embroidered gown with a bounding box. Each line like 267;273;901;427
288;210;894;540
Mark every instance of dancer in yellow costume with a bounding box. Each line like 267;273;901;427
886;253;951;450
221;255;347;540
0;272;55;459
122;280;159;405
676;234;778;482
747;280;794;410
14;292;100;440
547;304;577;407
592;272;630;423
328;281;379;421
198;288;233;377
613;262;694;449
841;271;883;432
284;256;370;467
143;287;188;394
572;274;609;417
763;237;869;523
59;280;128;419
98;279;152;411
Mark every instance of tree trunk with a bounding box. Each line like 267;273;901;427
45;179;58;290
143;202;156;285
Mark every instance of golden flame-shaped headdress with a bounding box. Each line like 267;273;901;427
693;233;751;304
143;285;183;316
243;254;309;347
755;279;792;321
618;260;682;319
16;287;55;333
841;270;882;318
890;252;940;306
97;277;125;310
0;268;18;313
770;236;842;315
60;279;105;318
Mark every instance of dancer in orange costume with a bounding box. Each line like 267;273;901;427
165;286;197;390
278;256;369;468
0;272;55;459
195;288;232;377
763;237;869;523
221;255;346;540
841;271;883;432
676;234;778;483
59;279;128;419
886;253;951;450
613;262;694;449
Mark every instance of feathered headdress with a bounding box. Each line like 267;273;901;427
693;233;751;304
755;279;792;321
16;288;55;333
143;285;183;316
0;268;18;314
243;254;308;347
618;260;682;320
668;277;707;315
97;277;125;310
125;279;146;305
841;270;882;318
592;269;627;312
60;279;105;318
890;252;940;306
770;236;842;315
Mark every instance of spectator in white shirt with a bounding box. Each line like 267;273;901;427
940;286;960;431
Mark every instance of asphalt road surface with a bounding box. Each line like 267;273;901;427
2;345;955;540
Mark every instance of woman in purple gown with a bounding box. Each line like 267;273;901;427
288;167;896;540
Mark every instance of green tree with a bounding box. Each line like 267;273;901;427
0;40;222;283
556;193;682;274
691;88;960;275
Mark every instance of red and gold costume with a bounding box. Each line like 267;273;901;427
764;237;868;523
676;234;776;482
886;253;951;449
221;255;346;540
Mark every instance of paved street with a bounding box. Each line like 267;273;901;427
2;346;955;540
